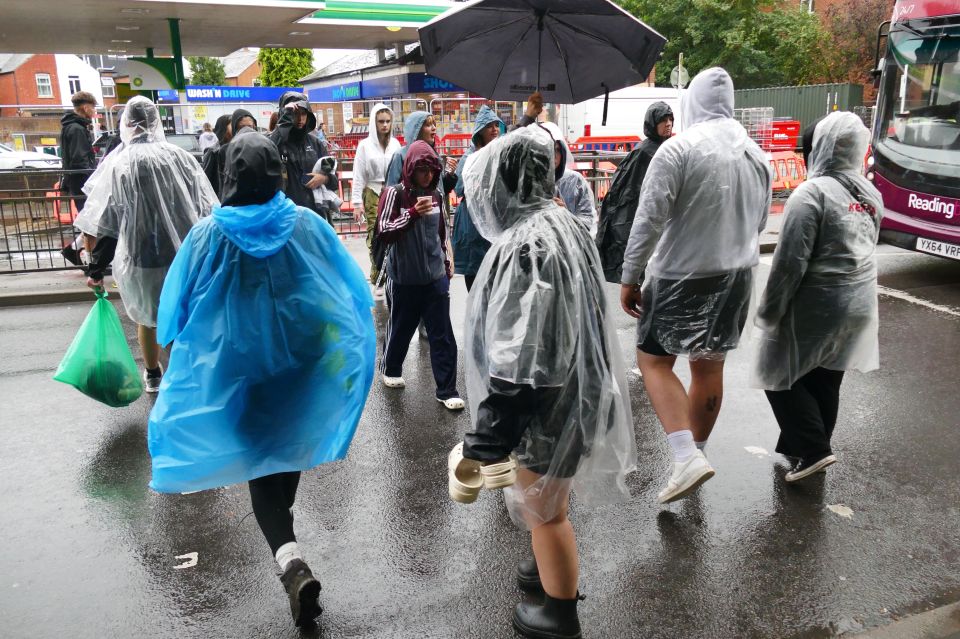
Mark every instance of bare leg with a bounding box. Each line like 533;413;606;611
137;324;160;370
518;468;578;600
687;358;726;443
636;350;688;434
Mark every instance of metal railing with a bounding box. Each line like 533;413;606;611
0;168;87;273
0;151;631;273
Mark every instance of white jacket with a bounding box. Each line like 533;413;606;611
351;102;401;207
621;68;772;283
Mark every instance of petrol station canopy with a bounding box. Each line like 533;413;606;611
0;0;457;56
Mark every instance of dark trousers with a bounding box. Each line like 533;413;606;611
765;368;845;460
248;471;301;555
382;277;459;400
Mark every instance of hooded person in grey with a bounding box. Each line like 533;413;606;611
620;67;772;505
269;92;336;220
753;112;882;483
596;101;674;283
451;104;506;290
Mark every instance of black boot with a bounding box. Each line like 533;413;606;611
517;558;543;592
280;558;322;627
513;593;583;639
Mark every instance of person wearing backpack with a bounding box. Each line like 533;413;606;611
752;112;883;482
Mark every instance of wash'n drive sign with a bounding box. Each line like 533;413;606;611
185;86;301;103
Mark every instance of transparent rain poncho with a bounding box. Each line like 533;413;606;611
462;125;637;529
74;96;218;326
752;112;883;390
620;68;772;360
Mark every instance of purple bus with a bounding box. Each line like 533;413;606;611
871;0;960;260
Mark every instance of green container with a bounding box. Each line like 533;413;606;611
734;83;864;133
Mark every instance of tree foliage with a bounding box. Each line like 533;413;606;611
821;0;893;85
617;0;829;88
257;48;313;87
186;56;226;85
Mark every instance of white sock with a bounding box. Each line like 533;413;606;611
275;541;302;572
695;441;708;452
666;430;697;462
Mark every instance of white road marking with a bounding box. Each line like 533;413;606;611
877;286;960;317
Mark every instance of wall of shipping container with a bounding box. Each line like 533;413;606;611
733;83;864;135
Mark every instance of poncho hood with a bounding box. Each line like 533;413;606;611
213;191;298;258
471;105;506;148
808;112;870;177
463;125;556;242
119;96;165;145
538;121;572;182
643;101;674;142
682;67;735;127
403;111;431;145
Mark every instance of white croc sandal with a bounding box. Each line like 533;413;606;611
448;443;482;504
481;458;517;490
437;396;465;411
382;375;405;388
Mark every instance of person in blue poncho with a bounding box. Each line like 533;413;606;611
451;105;506;291
147;132;376;628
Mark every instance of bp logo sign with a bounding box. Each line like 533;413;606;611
133;77;144;88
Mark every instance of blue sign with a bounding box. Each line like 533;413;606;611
156;89;180;104
361;75;408;99
308;81;363;103
407;73;464;94
184;86;301;103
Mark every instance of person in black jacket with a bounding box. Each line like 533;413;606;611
268;92;336;222
201;114;233;198
595;102;674;283
59;91;99;265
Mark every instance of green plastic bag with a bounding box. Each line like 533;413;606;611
53;290;144;407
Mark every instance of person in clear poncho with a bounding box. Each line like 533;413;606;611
451;125;636;639
753;112;882;482
619;67;772;505
539;121;598;236
74;96;218;392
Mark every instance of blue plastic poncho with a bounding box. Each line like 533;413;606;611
147;191;376;493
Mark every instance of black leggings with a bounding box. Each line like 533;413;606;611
765;368;844;460
248;471;301;555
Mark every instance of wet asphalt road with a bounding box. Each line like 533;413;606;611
1;239;958;639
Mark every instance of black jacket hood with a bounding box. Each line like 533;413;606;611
278;91;316;133
231;109;258;136
221;129;283;207
643;102;674;143
61;111;91;128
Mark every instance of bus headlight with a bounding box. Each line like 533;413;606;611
867;155;875;167
866;171;875;181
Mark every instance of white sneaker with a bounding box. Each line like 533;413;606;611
143;366;163;394
437;396;465;411
382;375;405;388
658;450;715;504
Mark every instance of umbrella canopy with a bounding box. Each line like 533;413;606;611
419;0;667;104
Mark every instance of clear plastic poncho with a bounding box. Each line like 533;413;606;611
752;112;883;391
74;96;218;326
463;125;637;530
620;68;772;360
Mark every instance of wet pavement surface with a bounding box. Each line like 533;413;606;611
1;239;958;639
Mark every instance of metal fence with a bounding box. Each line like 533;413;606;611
0;169;86;273
0;152;630;273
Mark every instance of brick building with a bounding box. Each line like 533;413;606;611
222;48;261;87
0;54;108;117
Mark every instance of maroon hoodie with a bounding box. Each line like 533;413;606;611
376;141;450;285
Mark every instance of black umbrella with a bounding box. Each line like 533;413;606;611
419;0;667;119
